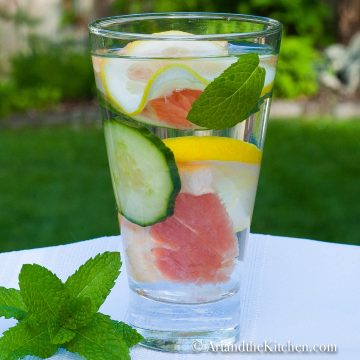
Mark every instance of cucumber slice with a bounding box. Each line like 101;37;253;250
104;118;181;226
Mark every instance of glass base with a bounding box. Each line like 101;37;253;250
126;289;241;353
130;279;240;304
136;326;239;353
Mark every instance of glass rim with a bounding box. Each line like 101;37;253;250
89;12;282;40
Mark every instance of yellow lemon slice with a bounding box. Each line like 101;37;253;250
122;30;229;57
100;62;208;115
97;30;230;117
260;55;277;96
163;136;262;164
261;81;274;97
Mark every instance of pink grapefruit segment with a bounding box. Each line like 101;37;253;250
150;192;238;283
142;89;202;129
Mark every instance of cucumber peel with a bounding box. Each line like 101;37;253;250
104;118;181;226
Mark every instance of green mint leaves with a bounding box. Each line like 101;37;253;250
0;252;143;359
0;288;27;320
0;321;57;360
187;53;265;129
19;264;68;324
66;314;131;360
65;252;120;312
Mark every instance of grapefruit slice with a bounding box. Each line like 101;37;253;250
120;215;163;283
150;192;238;284
139;89;202;129
178;161;260;232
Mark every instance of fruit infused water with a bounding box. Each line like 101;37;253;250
90;14;281;352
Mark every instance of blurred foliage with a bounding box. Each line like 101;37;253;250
113;0;335;44
274;37;320;98
0;82;60;118
0;37;95;117
0;8;39;27
236;0;333;45
113;0;225;14
11;37;95;101
60;9;78;27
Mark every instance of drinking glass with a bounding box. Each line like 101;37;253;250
89;13;281;352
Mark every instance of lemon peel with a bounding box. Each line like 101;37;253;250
163;136;262;164
260;81;274;97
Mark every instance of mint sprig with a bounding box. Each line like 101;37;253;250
187;53;266;129
0;252;143;359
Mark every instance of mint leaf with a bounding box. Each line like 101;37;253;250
0;306;27;320
0;287;27;320
19;264;68;324
0;253;133;360
66;313;130;360
0;287;26;309
61;297;94;330
112;320;144;347
65;252;121;312
0;320;57;360
187;53;265;129
48;322;76;345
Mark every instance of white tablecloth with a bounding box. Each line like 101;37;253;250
0;234;359;359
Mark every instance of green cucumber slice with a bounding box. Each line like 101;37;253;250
104;118;181;226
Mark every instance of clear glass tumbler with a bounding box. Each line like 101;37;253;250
89;13;281;352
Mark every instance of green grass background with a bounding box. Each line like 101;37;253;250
0;119;359;252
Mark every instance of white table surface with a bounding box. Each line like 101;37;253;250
0;234;359;360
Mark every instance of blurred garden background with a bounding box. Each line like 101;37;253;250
0;0;359;252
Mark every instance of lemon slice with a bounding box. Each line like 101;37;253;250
212;162;259;231
163;136;262;165
101;62;208;115
260;55;277;96
261;81;274;97
96;30;230;117
122;30;229;57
